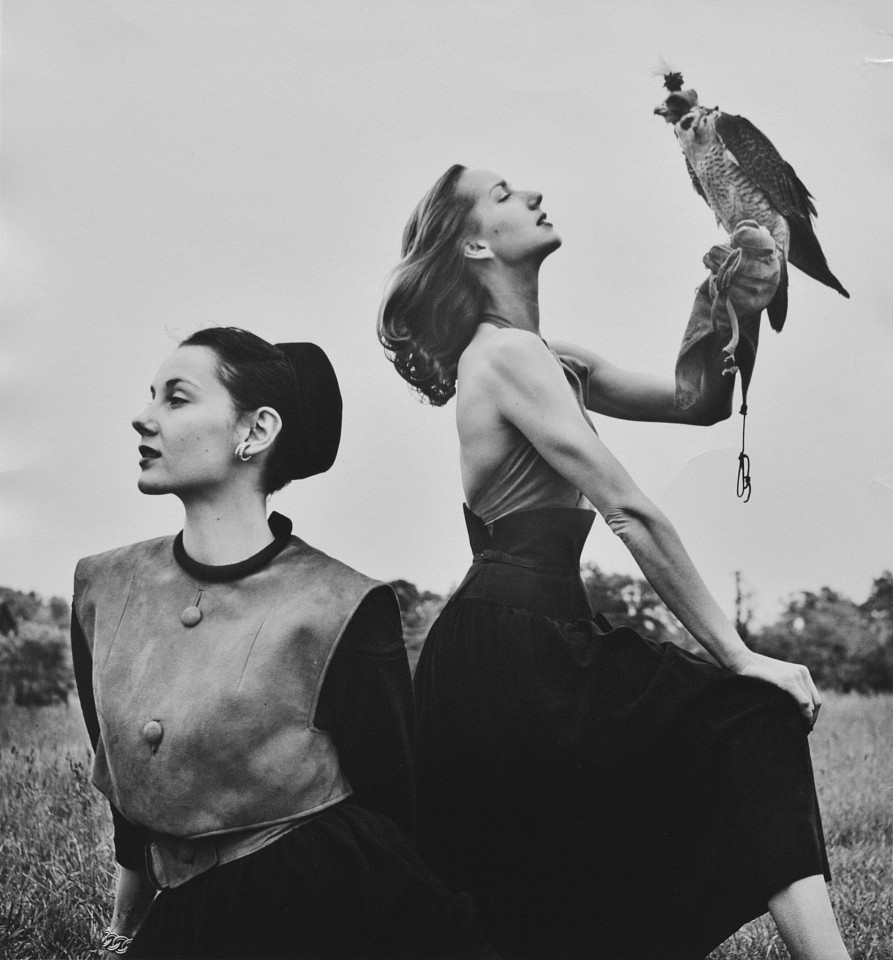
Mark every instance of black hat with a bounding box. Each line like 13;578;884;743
275;342;342;479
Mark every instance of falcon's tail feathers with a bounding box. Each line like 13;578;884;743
767;260;789;332
788;217;850;299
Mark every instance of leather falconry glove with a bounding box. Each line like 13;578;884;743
675;220;781;410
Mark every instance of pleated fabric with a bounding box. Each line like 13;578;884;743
128;803;497;960
414;507;829;960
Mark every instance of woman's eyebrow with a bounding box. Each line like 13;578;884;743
489;181;509;196
164;377;199;391
148;377;198;397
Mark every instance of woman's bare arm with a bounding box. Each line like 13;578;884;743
102;864;156;957
476;330;820;722
550;315;733;425
550;231;781;426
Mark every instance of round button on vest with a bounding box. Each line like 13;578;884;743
142;720;163;748
181;605;202;627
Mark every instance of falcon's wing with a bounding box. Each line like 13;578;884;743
714;113;817;221
716;112;849;299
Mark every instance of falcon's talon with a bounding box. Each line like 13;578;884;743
724;297;741;361
708;248;743;309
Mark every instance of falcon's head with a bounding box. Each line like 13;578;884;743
654;69;699;124
672;105;718;148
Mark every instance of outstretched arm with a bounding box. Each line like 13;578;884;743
478;331;820;723
551;229;781;425
551;285;733;426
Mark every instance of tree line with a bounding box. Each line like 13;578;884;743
0;587;73;707
392;568;893;692
2;570;893;706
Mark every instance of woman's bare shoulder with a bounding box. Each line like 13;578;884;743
460;326;555;385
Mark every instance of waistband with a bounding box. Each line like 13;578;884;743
464;504;595;573
456;506;611;628
146;818;309;890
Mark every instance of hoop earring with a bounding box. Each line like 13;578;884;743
234;441;252;462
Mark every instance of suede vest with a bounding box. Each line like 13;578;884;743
73;535;380;838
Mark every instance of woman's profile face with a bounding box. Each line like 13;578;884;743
458;167;561;265
131;345;246;498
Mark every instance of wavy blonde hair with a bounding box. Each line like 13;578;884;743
377;164;486;406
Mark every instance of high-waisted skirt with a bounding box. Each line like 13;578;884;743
127;802;497;960
413;507;830;960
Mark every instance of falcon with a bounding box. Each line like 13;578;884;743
654;71;849;330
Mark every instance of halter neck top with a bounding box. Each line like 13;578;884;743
467;322;597;525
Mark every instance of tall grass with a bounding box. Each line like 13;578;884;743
710;693;893;959
1;695;890;958
0;703;113;959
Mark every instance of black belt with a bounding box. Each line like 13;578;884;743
470;550;614;633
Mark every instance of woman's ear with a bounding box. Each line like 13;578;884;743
243;407;282;456
463;238;494;261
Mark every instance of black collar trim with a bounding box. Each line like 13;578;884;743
172;512;294;582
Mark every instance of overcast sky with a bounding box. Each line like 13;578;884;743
2;0;891;624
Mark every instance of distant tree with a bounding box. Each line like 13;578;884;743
0;622;75;706
0;587;43;624
580;562;708;657
859;570;893;685
388;580;447;673
0;602;17;637
733;571;756;645
862;570;893;623
49;596;72;630
388;580;445;633
0;586;71;629
752;587;892;692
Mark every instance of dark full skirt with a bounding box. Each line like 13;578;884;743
413;507;830;960
128;803;496;960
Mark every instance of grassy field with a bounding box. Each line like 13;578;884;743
708;693;893;960
1;694;890;959
0;702;113;959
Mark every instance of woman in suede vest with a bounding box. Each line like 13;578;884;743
72;326;496;960
377;165;849;960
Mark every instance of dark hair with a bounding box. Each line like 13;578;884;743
180;327;301;494
377;164;486;406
